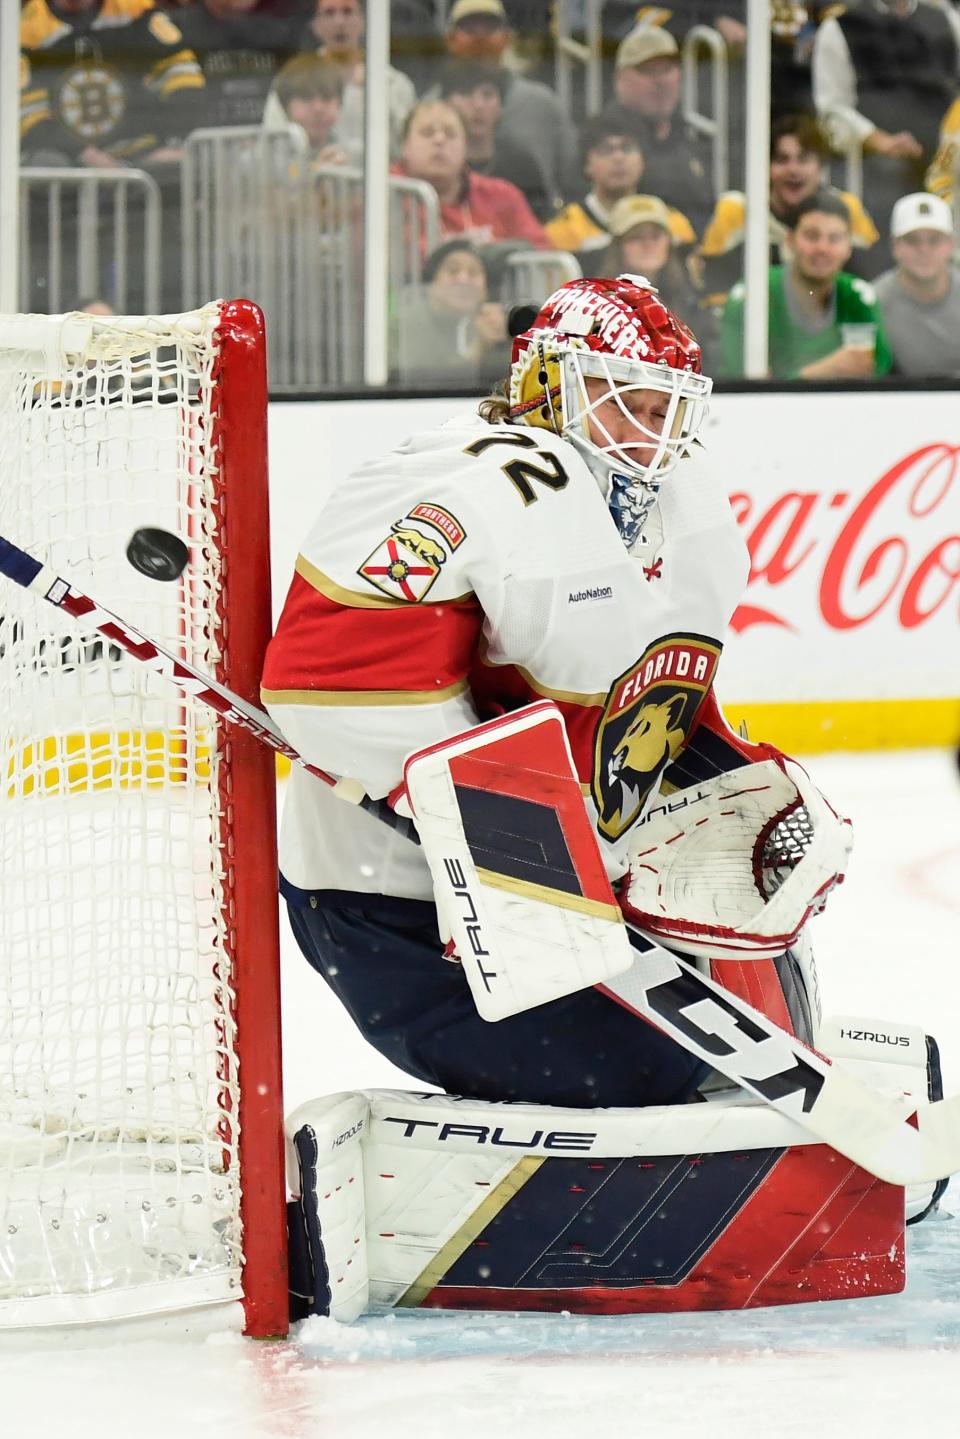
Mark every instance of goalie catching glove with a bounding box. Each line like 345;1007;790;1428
621;754;853;960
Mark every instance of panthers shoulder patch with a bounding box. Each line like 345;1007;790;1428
357;506;466;603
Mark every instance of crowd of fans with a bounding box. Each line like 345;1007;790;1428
16;0;960;384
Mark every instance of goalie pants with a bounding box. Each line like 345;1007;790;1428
285;886;710;1108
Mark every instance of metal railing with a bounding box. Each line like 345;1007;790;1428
18;168;161;314
181;125;307;318
682;25;730;197
181;127;441;390
555;0;605;117
501;249;582;307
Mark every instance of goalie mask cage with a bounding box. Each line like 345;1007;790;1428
0;301;287;1337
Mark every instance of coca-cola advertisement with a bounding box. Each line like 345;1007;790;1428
270;393;960;745
704;395;960;710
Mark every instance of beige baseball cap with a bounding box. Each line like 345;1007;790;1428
448;0;507;24
615;25;679;69
608;194;673;238
890;192;954;239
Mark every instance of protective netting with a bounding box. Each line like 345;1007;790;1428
0;307;244;1324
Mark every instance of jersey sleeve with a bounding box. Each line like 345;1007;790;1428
261;431;509;799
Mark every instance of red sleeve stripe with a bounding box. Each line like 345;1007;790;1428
262;568;483;699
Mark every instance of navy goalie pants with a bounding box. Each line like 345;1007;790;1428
285;886;709;1109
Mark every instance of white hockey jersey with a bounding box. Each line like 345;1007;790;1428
261;411;749;901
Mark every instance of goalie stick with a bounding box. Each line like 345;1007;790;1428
0;532;417;842
0;527;953;1187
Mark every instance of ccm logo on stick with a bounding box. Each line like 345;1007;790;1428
646;964;827;1116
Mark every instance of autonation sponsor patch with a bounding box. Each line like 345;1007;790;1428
568;584;615;606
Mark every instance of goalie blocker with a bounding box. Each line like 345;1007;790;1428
286;1014;943;1323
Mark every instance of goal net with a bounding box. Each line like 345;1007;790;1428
0;302;286;1334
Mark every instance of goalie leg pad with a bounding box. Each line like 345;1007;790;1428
292;1088;905;1319
286;1093;370;1323
707;932;821;1044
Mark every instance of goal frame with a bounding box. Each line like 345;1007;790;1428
200;299;287;1338
0;298;288;1338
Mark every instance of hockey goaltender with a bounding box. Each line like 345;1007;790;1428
262;275;948;1321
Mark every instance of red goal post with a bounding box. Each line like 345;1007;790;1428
0;300;287;1336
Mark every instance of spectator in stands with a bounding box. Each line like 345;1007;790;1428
393;237;511;386
926;95;960;210
769;2;818;119
396;99;549;250
19;0;204;168
591;194;708;351
274;54;348;165
176;0;306;130
700;114;881;311
720;189;892;378
812;0;960;244
601;24;715;236
442;0;579;206
295;0;416;157
545;115;695;259
874;193;960;377
438;60;552;220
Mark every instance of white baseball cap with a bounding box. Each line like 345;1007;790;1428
615;25;679;69
890;192;954;239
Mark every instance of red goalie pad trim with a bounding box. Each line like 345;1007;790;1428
708;957;795;1035
407;1144;904;1315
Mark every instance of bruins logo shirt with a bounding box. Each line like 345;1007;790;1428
19;0;204;160
262;411;748;901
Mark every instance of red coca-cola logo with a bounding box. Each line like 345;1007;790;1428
729;443;960;633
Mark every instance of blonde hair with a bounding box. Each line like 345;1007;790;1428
478;384;511;424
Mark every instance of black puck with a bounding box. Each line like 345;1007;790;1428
126;527;189;582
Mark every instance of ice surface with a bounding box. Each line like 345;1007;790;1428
5;748;960;1438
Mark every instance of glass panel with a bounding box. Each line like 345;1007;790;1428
11;3;960;389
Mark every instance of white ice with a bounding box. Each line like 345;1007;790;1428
5;747;959;1439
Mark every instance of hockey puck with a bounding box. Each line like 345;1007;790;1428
125;527;189;582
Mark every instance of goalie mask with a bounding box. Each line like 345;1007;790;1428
509;274;712;544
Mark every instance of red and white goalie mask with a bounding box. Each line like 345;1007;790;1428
509;275;711;542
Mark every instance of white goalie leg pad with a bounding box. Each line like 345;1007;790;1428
622;756;853;959
403;701;634;1022
286;1093;370;1322
356;1088;902;1312
819;1016;948;1222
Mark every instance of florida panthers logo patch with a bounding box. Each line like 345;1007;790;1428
592;634;721;841
358;528;443;602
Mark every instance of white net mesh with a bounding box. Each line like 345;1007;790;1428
0;306;245;1324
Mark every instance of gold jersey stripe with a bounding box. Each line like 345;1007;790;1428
261;679;469;707
475;867;623;923
477;643;607;708
396;1156;543;1308
296;552;475;610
